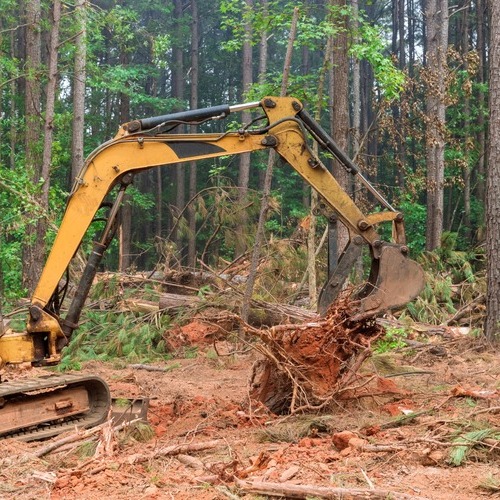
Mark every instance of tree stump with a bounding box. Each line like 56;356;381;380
248;298;383;414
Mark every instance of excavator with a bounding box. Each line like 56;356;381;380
0;96;425;440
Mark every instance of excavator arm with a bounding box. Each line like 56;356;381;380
26;95;424;362
0;96;424;438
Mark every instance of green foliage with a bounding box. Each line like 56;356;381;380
59;310;171;367
350;23;405;101
374;327;408;353
403;232;485;324
448;428;499;466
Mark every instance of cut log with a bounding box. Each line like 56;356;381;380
235;478;430;499
158;293;201;311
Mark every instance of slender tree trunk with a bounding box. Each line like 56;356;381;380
172;0;185;261
241;7;299;324
118;51;131;271
41;0;61;207
424;0;449;251
329;0;350;258
352;0;361;157
460;2;472;242
71;0;87;183
9;28;18;169
476;0;487;204
187;0;199;269
236;0;254;257
257;0;269;191
485;0;500;342
22;0;43;294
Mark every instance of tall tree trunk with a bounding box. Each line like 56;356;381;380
329;0;350;258
236;0;254;257
41;0;61;209
71;0;87;184
257;0;269;191
172;0;185;260
117;50;131;271
460;1;472;242
187;0;199;269
476;0;487;204
352;0;361;157
424;0;449;251
8;28;18;169
485;0;500;342
22;0;43;294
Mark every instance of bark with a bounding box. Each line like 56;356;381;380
485;0;500;342
171;0;186;257
424;0;449;251
40;0;61;221
9;29;18;169
71;0;87;183
187;0;199;269
352;0;361;157
460;2;472;242
475;0;487;204
22;0;44;294
236;0;254;257
329;0;350;258
118;51;131;271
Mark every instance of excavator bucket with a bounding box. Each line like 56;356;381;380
349;244;425;321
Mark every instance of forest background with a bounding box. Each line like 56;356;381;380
0;0;497;347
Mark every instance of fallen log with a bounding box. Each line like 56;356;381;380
235;478;429;500
159;292;316;327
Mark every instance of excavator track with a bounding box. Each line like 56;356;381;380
0;373;110;441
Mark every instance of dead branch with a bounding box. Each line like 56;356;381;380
235;478;429;499
128;439;224;464
32;418;141;458
176;453;206;469
128;363;179;372
444;294;485;325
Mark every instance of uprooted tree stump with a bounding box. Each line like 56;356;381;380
248;296;384;414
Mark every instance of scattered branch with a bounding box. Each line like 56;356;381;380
235;478;429;500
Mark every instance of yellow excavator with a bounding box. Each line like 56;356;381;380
0;96;425;439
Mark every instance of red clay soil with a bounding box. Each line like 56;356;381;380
0;335;499;500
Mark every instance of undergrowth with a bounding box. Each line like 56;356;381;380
402;231;485;325
58;309;172;370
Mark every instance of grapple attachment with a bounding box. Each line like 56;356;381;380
350;244;425;321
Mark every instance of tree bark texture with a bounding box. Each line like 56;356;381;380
424;0;448;251
71;0;87;183
187;0;199;269
22;0;44;294
486;0;500;342
329;0;351;258
236;0;254;257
